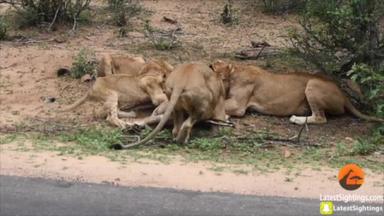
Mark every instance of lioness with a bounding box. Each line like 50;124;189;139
115;62;227;149
60;60;173;128
211;60;383;125
98;54;146;77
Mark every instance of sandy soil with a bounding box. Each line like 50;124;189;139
1;146;383;198
0;0;382;198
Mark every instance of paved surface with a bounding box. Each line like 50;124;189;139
0;175;377;216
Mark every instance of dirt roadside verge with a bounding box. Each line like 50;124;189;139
1;145;383;199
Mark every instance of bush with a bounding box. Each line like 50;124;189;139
71;49;97;79
107;0;142;26
289;0;384;155
144;20;180;50
2;0;92;29
289;0;384;76
0;16;7;40
221;0;238;25
262;0;305;14
348;63;384;117
14;6;41;28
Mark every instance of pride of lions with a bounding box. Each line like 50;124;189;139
61;54;383;149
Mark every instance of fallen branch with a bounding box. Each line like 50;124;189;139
235;47;280;60
162;16;178;24
235;41;281;60
251;41;271;48
295;117;308;144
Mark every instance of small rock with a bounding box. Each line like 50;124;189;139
162;16;178;24
57;67;71;77
283;149;292;158
54;37;67;43
345;137;354;142
81;74;92;82
128;31;145;38
41;96;56;103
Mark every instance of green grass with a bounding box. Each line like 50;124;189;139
0;134;18;144
1;125;383;173
0;16;7;40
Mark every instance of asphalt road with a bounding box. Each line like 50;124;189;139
0;175;377;216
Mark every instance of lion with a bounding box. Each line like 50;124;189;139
114;62;228;149
60;60;173;128
98;54;146;77
210;60;383;125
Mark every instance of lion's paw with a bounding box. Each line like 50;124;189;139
289;115;307;125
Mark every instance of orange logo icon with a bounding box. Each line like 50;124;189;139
338;163;364;190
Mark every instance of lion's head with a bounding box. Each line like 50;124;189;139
210;60;234;94
138;60;173;105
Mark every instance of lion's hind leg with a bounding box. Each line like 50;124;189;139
176;116;198;144
290;80;329;125
104;91;127;128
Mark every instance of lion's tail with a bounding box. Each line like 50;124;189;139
345;99;384;122
59;93;89;112
116;87;182;149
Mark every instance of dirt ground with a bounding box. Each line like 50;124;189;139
0;0;383;197
1;147;383;198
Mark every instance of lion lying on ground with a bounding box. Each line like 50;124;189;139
211;60;383;125
98;54;146;77
98;54;173;77
115;62;228;149
60;60;173;128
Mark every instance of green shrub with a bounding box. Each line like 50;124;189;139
2;0;92;29
107;0;142;26
262;0;305;14
348;63;384;117
348;64;383;155
144;20;180;50
289;0;384;155
71;49;97;79
220;0;239;25
289;0;384;76
0;16;7;40
14;6;41;28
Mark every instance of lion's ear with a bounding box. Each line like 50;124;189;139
209;63;217;71
228;64;234;73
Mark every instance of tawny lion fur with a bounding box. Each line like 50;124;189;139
211;60;383;125
60;59;173;128
118;62;227;148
